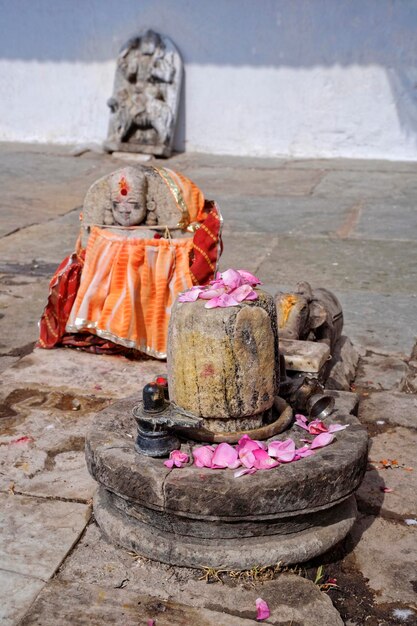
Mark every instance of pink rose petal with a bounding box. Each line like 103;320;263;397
328;423;349;433
256;597;270;621
211;442;239;468
163;449;189;468
268;438;296;462
221;268;245;290
308;419;329;434
252;448;280;470
234;467;257;478
310;432;335;449
237;270;263;286
178;287;203;302
198;285;227;300
192;445;215;468
294;445;316;460
239;448;257;468
236;435;263;454
229;284;258;303
204;292;241;309
295;414;309;431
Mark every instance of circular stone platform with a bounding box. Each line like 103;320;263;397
85;396;368;568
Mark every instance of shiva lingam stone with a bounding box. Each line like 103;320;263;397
167;290;282;438
85;286;369;569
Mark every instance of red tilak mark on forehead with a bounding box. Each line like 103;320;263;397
118;176;129;196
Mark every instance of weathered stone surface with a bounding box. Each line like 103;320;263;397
358;391;417;429
0;274;49;355
167;291;278;422
106;484;353;539
280;338;330;373
356;427;417;518
0;348;164;399
328;390;359;416
0;493;90;581
59;523;344;626
94;487;357;568
355;353;409;391
326;335;359;390
0;569;45;626
351;514;417;606
106;31;182;157
86;398;368;519
0;355;19;373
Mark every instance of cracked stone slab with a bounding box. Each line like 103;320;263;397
350;514;417;606
0;493;90;581
19;582;260;626
358;391;417;430
0;400;98;501
0;275;49;355
355;353;409;391
0;569;45;626
356;427;417;518
54;525;343;626
1;348;165;399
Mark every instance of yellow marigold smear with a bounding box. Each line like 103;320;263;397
279;294;299;327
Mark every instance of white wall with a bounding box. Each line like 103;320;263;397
1;0;417;160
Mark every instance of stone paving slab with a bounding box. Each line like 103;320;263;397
355;354;409;391
19;582;261;626
256;236;417;295
0;216;78;265
358;391;417;430
0;493;90;581
356;427;417;519
56;524;344;626
313;169;417;200
218;232;275;275
0;275;50;355
1;348;165;400
0;389;108;500
218;195;350;236
0;148;129;237
171;165;325;198
0;569;45;626
350;514;417;608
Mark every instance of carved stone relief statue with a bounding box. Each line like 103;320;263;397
105;30;182;157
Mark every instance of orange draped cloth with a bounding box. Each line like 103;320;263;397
65;228;194;358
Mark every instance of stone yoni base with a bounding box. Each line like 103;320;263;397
94;487;357;569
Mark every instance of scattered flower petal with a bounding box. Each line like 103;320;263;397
256;597;270;621
328;423;349;433
308;419;329;434
404;518;417;525
295;414;309;431
211;442;239;469
9;436;33;446
268;439;296;462
163;449;189;469
252;448;280;470
193;445;215;468
237;270;263;286
381;487;394;493
178;287;203;302
234;467;257;478
221;268;245;290
310;432;335;449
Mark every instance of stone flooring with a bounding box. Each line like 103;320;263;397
0;142;416;625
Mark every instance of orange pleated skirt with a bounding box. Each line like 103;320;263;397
66;227;194;358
